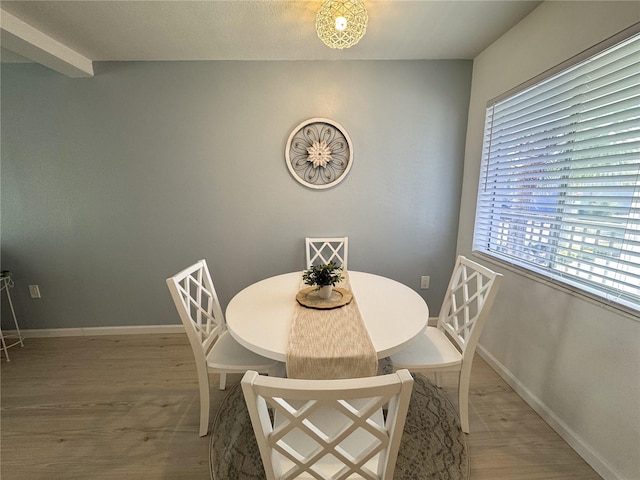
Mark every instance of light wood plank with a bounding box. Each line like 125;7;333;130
1;335;602;479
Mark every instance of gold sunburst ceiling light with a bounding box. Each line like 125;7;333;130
315;0;368;49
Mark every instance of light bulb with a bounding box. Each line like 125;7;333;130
335;16;347;31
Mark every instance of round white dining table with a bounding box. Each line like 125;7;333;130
225;271;429;362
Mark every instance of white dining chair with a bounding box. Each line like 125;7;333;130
166;259;278;437
305;237;348;269
241;369;413;480
389;255;502;433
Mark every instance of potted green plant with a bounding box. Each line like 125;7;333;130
302;262;344;299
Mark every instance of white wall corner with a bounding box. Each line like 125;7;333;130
0;8;94;77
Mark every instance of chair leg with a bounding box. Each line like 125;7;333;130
458;372;470;434
219;372;227;390
198;370;211;437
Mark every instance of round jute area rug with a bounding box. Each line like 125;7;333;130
209;373;469;480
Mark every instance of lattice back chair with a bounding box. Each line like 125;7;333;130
242;369;413;480
305;237;349;270
390;256;502;433
166;259;277;436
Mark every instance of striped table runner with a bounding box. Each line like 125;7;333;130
286;272;378;380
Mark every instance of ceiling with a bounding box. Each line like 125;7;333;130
0;1;542;77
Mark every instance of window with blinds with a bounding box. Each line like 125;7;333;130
473;29;640;313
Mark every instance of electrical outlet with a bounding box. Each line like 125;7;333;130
28;285;41;298
420;276;430;289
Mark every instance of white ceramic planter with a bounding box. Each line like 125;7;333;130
317;285;333;299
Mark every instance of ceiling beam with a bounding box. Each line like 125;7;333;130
0;8;93;78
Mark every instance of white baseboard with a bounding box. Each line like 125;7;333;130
477;344;624;480
5;325;185;338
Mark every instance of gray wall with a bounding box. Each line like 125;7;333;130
457;2;640;479
1;60;472;329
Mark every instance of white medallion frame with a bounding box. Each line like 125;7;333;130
284;118;354;190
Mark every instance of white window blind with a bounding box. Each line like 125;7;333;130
473;30;640;313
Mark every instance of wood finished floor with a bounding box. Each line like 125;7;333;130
1;334;602;479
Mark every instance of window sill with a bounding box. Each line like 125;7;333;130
471;251;640;323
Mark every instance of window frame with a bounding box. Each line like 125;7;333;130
472;23;640;318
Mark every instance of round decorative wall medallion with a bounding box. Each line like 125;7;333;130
285;118;353;189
